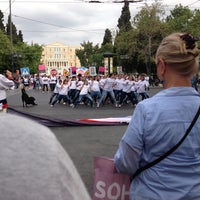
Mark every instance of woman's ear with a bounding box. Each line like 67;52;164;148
159;59;166;76
157;58;166;81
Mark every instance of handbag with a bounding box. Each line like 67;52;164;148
131;105;200;180
93;156;130;200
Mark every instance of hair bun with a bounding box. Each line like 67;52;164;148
180;33;199;50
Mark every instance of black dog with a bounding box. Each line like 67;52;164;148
21;87;37;107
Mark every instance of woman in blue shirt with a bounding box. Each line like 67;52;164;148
114;33;200;200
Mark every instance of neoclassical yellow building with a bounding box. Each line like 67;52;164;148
41;42;81;75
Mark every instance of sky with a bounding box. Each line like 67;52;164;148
1;0;200;46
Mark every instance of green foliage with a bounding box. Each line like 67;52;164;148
131;1;166;74
76;41;100;67
0;10;41;74
117;1;132;33
102;29;112;46
0;30;10;72
14;43;43;74
0;10;5;33
166;5;193;33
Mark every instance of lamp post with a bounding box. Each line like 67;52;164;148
103;52;114;75
9;0;14;74
147;35;152;75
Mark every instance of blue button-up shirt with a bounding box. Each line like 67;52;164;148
114;87;200;200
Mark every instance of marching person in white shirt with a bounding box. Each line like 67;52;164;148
137;73;150;100
97;73;117;108
72;79;93;108
113;74;124;104
90;76;102;106
41;74;49;93
51;78;70;107
68;76;77;105
49;78;62;104
49;74;57;92
118;75;138;108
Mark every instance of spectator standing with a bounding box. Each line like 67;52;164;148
114;32;200;200
0;70;14;112
0;113;91;200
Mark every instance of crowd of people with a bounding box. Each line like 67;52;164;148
21;72;152;108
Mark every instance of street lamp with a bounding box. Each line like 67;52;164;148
148;35;152;75
9;0;14;74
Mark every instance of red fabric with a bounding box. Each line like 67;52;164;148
3;103;8;109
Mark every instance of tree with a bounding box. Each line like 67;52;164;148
18;30;23;43
166;5;200;39
114;29;138;73
166;4;193;33
6;15;23;44
117;1;132;33
114;1;133;72
0;30;10;72
0;10;5;33
132;0;166;74
188;9;200;37
11;42;43;74
76;41;100;67
102;29;112;46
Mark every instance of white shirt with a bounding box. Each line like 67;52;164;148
76;81;84;90
103;78;115;91
137;80;149;93
53;82;62;93
80;84;90;95
69;80;77;90
59;83;69;95
42;76;49;85
122;80;133;93
49;76;57;84
0;74;14;101
90;80;100;92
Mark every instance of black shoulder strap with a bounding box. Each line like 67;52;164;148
131;105;200;180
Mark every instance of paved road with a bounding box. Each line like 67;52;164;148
7;87;161;197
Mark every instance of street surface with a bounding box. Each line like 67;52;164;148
7;87;161;197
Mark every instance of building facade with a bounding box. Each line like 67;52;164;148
40;42;81;75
